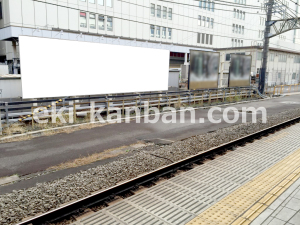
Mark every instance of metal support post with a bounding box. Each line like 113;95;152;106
0;108;2;135
259;0;274;94
5;102;9;125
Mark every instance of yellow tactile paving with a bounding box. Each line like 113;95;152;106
185;148;300;225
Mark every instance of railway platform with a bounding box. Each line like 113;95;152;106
72;122;300;225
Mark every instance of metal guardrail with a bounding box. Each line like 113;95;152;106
265;84;300;95
0;87;257;127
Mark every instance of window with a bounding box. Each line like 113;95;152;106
278;72;281;78
89;14;96;29
203;16;206;27
162;27;166;38
157;5;161;18
197;33;201;43
226;54;231;61
232;39;234;47
292;73;296;79
211;18;214;28
98;15;105;30
202;33;205;44
239;25;241;34
163;7;167;19
150;25;155;37
269;53;274;61
203;0;207;9
210;35;213;45
98;0;104;6
242;26;244;34
80;12;87;28
168;28;172;39
151;4;155;16
232;24;235;33
257;52;262;60
106;0;112;7
168;8;172;20
243;12;245;20
241;40;243;46
206;34;209;44
237;10;239;18
234;9;236;18
207;1;211;11
107;16;113;31
198;16;201;26
0;2;3;20
89;0;95;3
207;17;210;28
235;39;237;47
211;2;215;12
238;40;240;47
156;26;160;38
240;11;242;19
235;24;238;33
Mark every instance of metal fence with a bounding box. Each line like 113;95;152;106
266;70;300;86
0;87;257;127
265;84;300;95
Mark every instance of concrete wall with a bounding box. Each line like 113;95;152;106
0;78;22;98
0;65;8;74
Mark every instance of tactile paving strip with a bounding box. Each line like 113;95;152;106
74;123;300;225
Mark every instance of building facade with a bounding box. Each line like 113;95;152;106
0;0;299;76
217;46;300;86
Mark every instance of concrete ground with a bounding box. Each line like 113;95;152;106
0;95;300;179
251;178;300;225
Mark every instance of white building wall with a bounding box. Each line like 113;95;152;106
0;0;299;65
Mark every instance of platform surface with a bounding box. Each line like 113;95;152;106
73;122;300;225
250;177;300;225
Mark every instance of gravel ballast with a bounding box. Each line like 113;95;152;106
1;107;300;224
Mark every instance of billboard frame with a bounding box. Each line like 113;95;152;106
188;50;220;90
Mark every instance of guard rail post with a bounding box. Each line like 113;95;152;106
0;108;2;135
208;90;212;105
5;102;8;126
158;94;161;111
73;102;76;123
31;106;34;129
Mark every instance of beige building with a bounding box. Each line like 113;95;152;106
216;46;300;87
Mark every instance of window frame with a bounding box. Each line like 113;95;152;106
98;15;105;30
107;16;113;31
157;5;161;18
163;6;167;19
89;13;96;29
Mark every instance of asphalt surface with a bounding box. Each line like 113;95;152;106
1;95;300;178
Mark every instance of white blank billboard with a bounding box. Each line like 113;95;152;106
19;36;169;99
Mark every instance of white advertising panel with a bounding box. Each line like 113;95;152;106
19;36;169;98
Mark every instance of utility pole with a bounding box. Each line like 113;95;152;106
259;0;274;94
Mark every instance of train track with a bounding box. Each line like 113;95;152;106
17;115;300;225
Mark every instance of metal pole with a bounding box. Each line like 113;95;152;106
259;0;274;94
0;108;2;135
5;102;8;125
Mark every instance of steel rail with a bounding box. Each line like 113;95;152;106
16;115;300;225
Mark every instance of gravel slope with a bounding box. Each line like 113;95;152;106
1;107;300;224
